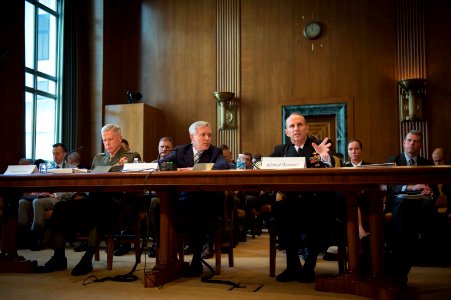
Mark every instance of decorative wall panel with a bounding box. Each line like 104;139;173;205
216;0;241;158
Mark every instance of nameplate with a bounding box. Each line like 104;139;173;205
260;157;306;169
4;165;38;175
122;163;158;172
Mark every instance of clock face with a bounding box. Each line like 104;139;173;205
303;21;322;40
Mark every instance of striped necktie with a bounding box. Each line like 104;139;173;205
194;152;202;164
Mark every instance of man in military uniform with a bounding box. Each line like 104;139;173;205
35;124;141;275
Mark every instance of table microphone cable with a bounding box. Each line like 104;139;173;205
82;239;146;285
199;258;244;289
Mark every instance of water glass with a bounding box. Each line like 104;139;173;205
39;163;48;174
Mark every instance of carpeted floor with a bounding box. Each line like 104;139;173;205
1;232;451;300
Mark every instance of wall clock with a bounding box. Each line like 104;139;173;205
303;21;322;40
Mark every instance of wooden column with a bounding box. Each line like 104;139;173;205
216;0;241;156
396;0;429;153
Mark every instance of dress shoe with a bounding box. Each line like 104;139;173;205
183;245;194;255
201;245;214;259
34;256;67;273
71;260;93;276
148;244;157;258
113;244;131;256
275;266;303;282
323;246;338;261
30;240;48;251
73;242;88;252
16;239;31;250
183;261;203;277
299;269;315;283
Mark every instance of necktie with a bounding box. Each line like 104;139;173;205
194;152;202;164
297;147;303;157
409;159;415;166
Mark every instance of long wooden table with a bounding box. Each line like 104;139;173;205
1;166;450;299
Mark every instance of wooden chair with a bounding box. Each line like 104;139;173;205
178;192;235;275
214;192;235;275
105;211;145;270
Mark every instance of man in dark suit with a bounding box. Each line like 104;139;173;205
385;130;439;283
270;112;335;283
160;120;229;276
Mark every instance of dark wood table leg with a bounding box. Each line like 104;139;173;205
315;189;403;300
144;190;184;287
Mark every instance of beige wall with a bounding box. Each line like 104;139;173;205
130;0;451;163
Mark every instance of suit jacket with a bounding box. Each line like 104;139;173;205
91;147;141;172
270;137;335;168
161;143;230;170
386;154;439;209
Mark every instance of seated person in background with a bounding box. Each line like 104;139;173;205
121;139;130;152
17;143;72;250
385;130;440;283
18;158;33;165
270;112;335;283
327;138;372;275
344;138;371;240
145;136;175;258
159;121;230;276
120;138;142;162
35;124;141;275
219;144;235;169
65;150;89;169
432;147;448;166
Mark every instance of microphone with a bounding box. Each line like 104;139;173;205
283;143;292;157
158;149;177;171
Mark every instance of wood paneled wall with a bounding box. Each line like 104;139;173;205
0;2;25;172
138;0;217;149
240;0;399;161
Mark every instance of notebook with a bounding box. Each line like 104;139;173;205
192;163;214;171
92;166;112;173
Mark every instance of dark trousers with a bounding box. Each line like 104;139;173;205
49;192;140;255
177;192;222;262
388;196;440;276
49;198;90;251
272;192;336;271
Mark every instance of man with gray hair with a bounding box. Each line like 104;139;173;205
160;121;229;276
35;124;141;275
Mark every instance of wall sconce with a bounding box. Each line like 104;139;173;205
398;78;426;121
212;91;238;129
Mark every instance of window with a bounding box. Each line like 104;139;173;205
25;0;62;161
